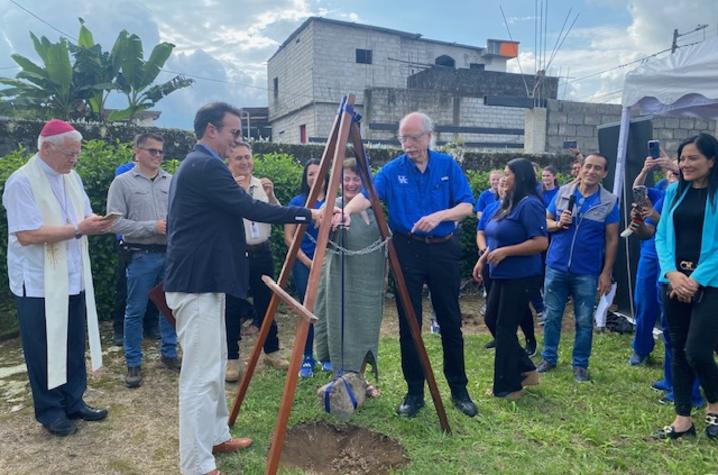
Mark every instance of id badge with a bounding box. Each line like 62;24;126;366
249;221;260;240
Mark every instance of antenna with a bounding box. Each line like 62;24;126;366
499;4;531;98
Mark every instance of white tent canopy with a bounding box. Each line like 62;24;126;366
614;34;718;197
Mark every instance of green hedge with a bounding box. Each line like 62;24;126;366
0;139;567;334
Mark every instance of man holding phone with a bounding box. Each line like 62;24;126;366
107;133;179;388
3;119;114;435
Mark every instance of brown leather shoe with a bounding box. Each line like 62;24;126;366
212;437;253;454
521;370;540;386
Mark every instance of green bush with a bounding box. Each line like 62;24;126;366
0;140;573;332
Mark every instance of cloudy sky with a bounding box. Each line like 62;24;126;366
1;0;716;130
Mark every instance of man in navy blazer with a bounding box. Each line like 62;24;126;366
165;102;319;475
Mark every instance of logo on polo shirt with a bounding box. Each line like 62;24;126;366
398;175;408;184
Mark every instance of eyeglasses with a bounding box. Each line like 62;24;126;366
210;122;243;140
139;148;165;157
397;132;428;144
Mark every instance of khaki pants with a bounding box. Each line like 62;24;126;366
166;292;231;475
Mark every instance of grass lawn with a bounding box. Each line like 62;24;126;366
223;331;717;474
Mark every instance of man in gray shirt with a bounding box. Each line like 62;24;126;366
107;133;178;388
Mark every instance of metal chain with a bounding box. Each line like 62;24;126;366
305;231;391;257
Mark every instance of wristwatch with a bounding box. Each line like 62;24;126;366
74;224;82;239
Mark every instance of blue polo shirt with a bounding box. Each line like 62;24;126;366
542;187;558;209
546;187;620;275
484;195;547;279
475;188;499;213
477;200;501;231
288;194;324;259
641;194;664;261
367;150;474;237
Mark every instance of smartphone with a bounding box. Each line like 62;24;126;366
632;185;649;208
102;211;123;221
648;140;660;159
563;140;577;150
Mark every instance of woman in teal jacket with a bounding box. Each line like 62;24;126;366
654;133;718;440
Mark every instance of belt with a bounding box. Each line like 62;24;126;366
405;233;454;244
679;260;696;274
246;241;271;253
125;243;166;253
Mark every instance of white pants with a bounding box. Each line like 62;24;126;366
166;292;231;475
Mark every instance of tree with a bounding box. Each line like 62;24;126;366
0;19;193;123
109;30;193;123
0;33;86;119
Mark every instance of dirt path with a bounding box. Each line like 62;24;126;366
0;294;564;474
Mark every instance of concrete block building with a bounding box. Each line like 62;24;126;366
267;17;524;146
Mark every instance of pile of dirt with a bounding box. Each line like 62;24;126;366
280;421;409;475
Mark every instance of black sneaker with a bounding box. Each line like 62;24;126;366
706;413;718;439
573;367;591;382
525;340;538;358
126;366;143;388
536;360;556;373
161;356;181;372
484;339;496;349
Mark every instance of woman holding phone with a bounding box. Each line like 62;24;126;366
654;133;718;439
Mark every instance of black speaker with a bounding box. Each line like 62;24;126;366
598;118;654;314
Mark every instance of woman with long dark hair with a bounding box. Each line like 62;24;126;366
654;133;718;439
541;165;560;208
473;158;548;400
284;159;329;378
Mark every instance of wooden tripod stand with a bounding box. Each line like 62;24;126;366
228;95;451;475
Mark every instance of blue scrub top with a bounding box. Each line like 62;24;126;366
288;194;324;259
367;150;474;237
542;187;558;209
475;188;499;213
485;195;547;279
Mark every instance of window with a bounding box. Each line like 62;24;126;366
299;124;307;144
273;77;278;99
355;49;373;65
435;55;455;68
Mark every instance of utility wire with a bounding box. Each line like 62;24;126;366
8;0;78;41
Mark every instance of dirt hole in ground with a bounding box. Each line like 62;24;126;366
280;421;409;475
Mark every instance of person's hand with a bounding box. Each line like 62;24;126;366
472;259;484;283
331;208;350;230
558;209;573;229
411;212;442;233
78;214;114;235
629;203;643;226
598;272;613;296
154;219;167;235
667;271;698;301
486;247;509;266
260;177;277;202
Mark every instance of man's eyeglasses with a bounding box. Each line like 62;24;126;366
210;123;243;140
397;132;428;144
140;148;165;157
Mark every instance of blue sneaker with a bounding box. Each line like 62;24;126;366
321;361;332;372
651;379;670;392
299;356;315;379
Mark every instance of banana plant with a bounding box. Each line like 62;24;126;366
0;32;84;118
70;18;120;121
109;31;193;123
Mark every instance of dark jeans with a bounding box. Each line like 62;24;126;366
393;234;468;397
484;269;535;344
293;260;314;359
17;293;87;425
663;285;718;416
486;276;540;394
224;244;280;359
112;242;159;337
